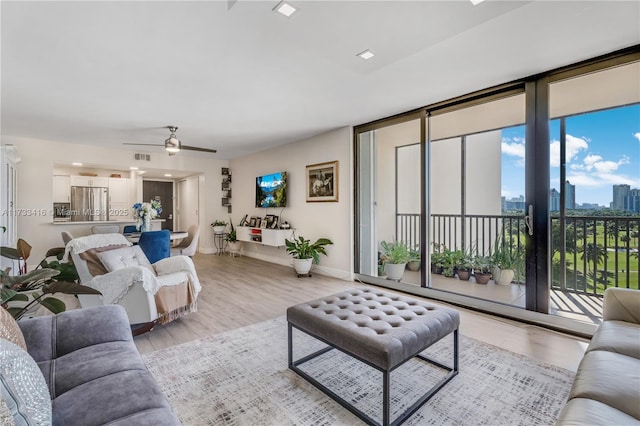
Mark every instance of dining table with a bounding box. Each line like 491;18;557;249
124;231;188;244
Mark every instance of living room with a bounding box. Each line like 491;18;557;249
2;1;639;425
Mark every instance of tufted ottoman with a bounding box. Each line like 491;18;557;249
287;288;459;426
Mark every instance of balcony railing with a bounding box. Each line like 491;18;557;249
397;213;639;297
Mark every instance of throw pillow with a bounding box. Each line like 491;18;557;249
97;246;154;274
78;244;129;277
0;308;27;351
0;339;52;426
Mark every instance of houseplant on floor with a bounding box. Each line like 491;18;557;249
225;221;241;255
472;255;493;285
380;240;415;281
285;235;333;276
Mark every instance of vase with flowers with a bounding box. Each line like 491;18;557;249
132;200;162;232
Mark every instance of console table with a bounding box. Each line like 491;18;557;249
236;226;293;247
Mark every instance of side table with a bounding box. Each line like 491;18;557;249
213;232;228;255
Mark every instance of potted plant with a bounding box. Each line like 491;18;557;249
380;240;415;281
442;249;464;278
407;246;421;271
491;237;523;286
225;220;242;255
211;220;227;234
456;252;474;281
284;235;333;276
430;243;446;274
472;255;492;285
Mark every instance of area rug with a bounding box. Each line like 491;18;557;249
142;316;574;425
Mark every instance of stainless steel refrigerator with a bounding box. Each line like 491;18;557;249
70;186;109;221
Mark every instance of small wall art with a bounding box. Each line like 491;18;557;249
306;160;338;202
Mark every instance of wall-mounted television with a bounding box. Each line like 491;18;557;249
256;171;287;208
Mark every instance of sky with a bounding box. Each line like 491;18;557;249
500;103;640;207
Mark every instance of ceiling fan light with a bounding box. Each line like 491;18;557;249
165;136;181;153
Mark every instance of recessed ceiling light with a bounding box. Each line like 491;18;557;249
273;1;296;17
72;162;83;166
164;174;172;177
129;166;139;170
470;0;486;5
356;49;375;60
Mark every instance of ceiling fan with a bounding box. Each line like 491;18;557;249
123;126;217;156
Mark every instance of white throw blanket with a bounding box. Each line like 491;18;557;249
153;256;202;295
88;266;161;305
64;233;132;261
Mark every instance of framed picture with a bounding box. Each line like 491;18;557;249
249;217;257;227
306;161;338;202
269;215;279;229
260;218;268;229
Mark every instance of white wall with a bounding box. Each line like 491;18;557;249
229;127;353;279
5;136;229;263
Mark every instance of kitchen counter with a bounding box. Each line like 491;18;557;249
52;219;165;225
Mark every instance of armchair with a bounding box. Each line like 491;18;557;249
64;233;201;327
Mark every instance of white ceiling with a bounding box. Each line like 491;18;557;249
2;1;639;160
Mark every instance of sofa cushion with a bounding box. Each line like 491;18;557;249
0;307;27;351
52;369;178;426
587;320;640;359
0;339;52;426
97;245;154;274
39;341;147;398
569;350;640;419
556;398;639;426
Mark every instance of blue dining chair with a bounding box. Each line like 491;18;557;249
138;230;170;264
123;225;137;234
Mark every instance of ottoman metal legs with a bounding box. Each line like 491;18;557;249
288;322;459;426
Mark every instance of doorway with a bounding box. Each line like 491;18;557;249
143;181;174;230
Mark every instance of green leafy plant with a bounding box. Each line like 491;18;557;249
1;246;100;320
211;220;227;227
472;255;492;274
225;219;237;243
380;240;416;264
285;235;333;264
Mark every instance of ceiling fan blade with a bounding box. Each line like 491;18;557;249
181;145;217;153
123;143;164;147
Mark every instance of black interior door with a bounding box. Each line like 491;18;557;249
143;181;174;231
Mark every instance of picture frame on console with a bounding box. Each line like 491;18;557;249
249;217;257;227
269;215;279;229
306;160;338;202
260;218;268;229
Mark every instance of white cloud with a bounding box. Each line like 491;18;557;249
550;134;589;167
501;141;525;158
633;132;640;143
583;154;602;166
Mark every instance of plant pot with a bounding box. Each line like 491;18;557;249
474;271;491;285
213;226;226;234
457;269;471;281
384;263;406;281
407;260;421;271
431;264;443;274
496;268;515;286
227;241;241;254
293;258;313;275
491;266;501;284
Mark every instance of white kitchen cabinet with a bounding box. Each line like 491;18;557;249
108;178;128;204
53;175;71;202
70;175;109;187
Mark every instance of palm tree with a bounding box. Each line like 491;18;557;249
580;242;605;272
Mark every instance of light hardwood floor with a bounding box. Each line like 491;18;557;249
134;253;590;372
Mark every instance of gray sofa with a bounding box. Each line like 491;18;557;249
18;305;180;425
556;287;640;425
